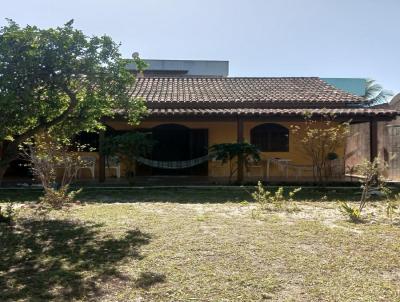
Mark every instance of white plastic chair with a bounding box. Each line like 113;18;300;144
78;156;96;179
106;156;121;179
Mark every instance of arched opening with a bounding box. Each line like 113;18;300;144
250;123;289;152
148;124;208;176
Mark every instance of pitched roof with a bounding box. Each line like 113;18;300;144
124;77;397;119
132;77;366;108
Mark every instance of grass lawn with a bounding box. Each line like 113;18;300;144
1;188;400;301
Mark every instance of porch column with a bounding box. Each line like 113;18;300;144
98;131;106;183
369;118;378;161
236;115;244;184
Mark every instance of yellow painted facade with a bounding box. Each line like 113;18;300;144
98;119;345;181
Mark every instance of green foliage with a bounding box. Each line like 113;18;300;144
339;202;362;223
251;181;301;214
356;157;388;212
209;142;260;183
101;132;155;183
0;202;16;225
101;132;154;160
0;20;147;180
39;187;81;212
132;52;149;73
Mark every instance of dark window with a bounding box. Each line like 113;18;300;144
250;123;289;152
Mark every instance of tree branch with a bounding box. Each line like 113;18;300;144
8;85;79;148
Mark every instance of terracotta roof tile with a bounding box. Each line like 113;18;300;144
132;77;366;108
123;77;397;118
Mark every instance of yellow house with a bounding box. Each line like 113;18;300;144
2;60;396;185
82;76;395;184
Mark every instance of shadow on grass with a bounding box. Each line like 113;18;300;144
0;219;151;301
135;271;166;289
77;187;365;204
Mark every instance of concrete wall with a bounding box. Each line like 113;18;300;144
127;59;229;77
322;78;366;96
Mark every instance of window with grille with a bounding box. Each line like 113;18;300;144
250;123;289;152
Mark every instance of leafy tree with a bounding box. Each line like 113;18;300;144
100;132;154;184
364;79;393;106
209;142;260;184
0;20;147;183
292;113;350;184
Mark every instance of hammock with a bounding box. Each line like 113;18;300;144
136;154;211;169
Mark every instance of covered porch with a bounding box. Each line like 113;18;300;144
2;109;395;186
90;108;394;185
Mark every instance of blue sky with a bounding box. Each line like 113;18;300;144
1;0;399;93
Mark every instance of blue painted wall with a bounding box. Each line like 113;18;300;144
127;59;229;77
322;78;366;96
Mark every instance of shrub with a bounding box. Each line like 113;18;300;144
356;157;387;212
0;203;16;225
39;187;82;211
386;194;400;222
20;134;84;210
251;181;301;214
339;157;390;223
339;202;362;223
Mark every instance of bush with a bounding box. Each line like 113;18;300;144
20;134;84;210
0;203;16;225
251;181;301;214
39;187;81;211
339;157;390;223
386;195;400;222
339;202;362;223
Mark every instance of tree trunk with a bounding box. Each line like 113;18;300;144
0;142;19;186
0;164;9;186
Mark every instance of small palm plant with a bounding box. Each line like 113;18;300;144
101;132;155;185
209;142;260;184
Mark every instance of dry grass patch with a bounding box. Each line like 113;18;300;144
1;191;400;301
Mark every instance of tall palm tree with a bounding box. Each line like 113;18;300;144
364;79;393;106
